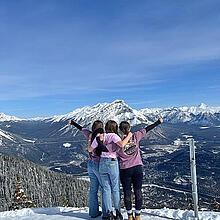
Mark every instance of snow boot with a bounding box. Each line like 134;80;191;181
128;213;134;220
115;209;123;220
91;211;102;218
135;213;140;220
107;210;115;220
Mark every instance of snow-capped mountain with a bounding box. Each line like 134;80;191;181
140;103;220;125
1;100;220;126
47;100;151;126
140;103;220;115
0;113;22;122
45;100;153;137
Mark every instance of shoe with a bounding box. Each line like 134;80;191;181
135;213;140;220
102;216;109;220
91;211;102;218
107;210;115;220
115;209;123;220
128;213;134;220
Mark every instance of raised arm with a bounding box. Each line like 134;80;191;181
116;132;133;148
68;120;83;130
145;118;163;132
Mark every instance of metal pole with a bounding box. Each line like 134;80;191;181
188;138;199;220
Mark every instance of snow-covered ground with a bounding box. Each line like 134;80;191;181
0;207;219;220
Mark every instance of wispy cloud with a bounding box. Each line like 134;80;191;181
0;0;220;115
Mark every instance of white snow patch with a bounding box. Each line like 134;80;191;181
23;138;35;143
63;143;71;148
0;207;219;220
200;127;210;129
54;167;62;171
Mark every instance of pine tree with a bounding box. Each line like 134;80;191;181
187;198;194;210
62;193;68;207
9;174;35;210
211;198;219;212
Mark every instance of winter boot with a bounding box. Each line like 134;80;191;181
107;210;115;220
91;211;102;218
115;209;123;220
128;213;134;220
135;213;140;220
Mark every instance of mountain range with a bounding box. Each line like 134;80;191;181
0;100;219;210
0;100;220;169
1;100;220;127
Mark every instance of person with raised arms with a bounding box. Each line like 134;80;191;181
97;118;163;220
68;120;108;219
88;120;132;220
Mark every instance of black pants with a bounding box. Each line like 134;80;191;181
120;165;143;211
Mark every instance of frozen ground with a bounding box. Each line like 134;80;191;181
0;207;220;220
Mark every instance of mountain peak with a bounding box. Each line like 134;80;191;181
0;113;22;122
111;100;126;105
198;103;207;109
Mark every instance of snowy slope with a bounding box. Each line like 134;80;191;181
0;129;15;142
0;207;219;220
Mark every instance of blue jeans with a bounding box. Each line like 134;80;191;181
99;157;121;212
88;159;107;217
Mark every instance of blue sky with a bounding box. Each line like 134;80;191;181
0;0;220;118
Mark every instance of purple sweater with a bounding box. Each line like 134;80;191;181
107;129;146;169
82;128;100;163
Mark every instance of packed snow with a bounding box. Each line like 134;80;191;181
0;207;219;220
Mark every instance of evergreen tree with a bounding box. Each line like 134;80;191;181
211;198;219;211
62;193;68;207
187;198;194;210
9;174;35;210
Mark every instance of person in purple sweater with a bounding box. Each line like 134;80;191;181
97;118;163;220
68;120;108;219
89;120;132;220
118;118;163;220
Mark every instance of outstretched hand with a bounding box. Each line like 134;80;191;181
159;118;163;123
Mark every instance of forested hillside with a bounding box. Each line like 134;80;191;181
0;153;89;211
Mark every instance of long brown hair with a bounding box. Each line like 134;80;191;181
92;120;104;132
105;120;119;135
91;120;104;142
119;121;130;135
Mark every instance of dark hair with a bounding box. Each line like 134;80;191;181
91;120;104;142
92;120;104;132
105;120;119;135
91;121;104;157
119;121;130;135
